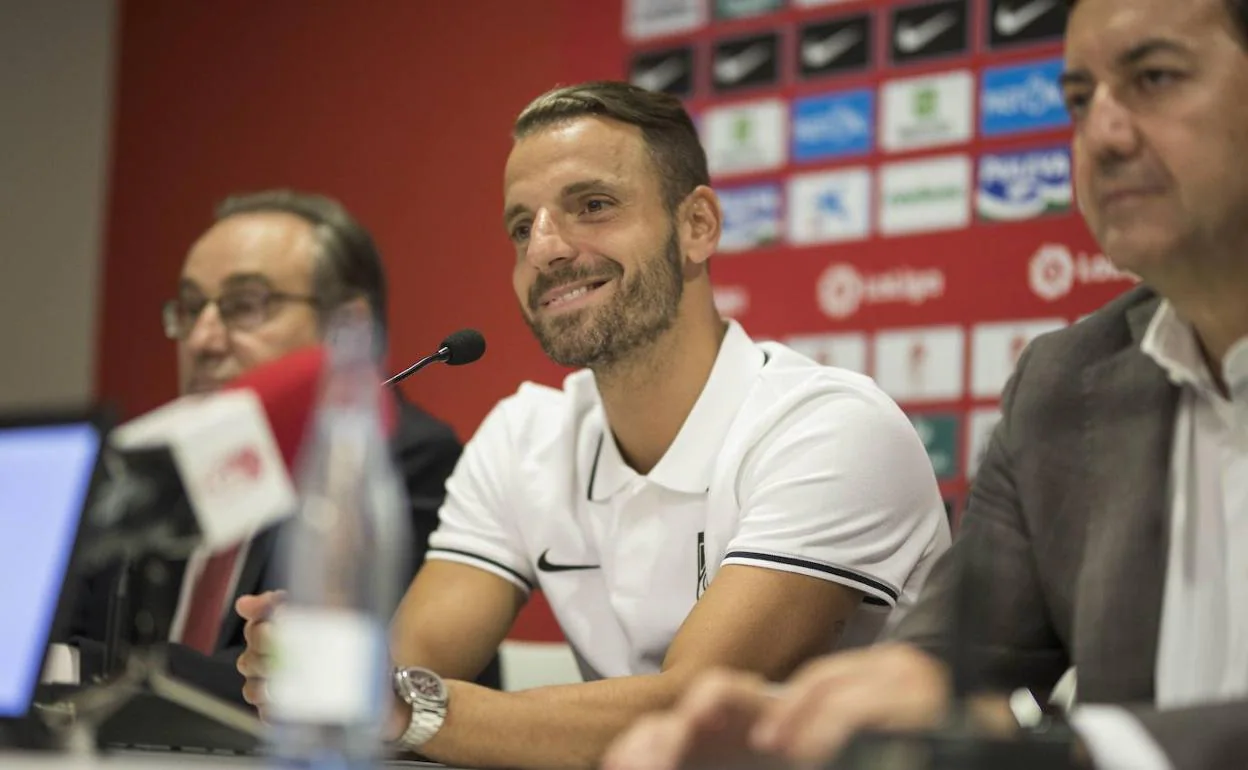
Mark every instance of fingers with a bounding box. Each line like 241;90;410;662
241;675;268;711
752;645;950;766
603;669;774;770
242;616;268;649
235;590;285;621
602;713;694;770
237;608;276;715
762;679;869;764
236;644;268;679
680;669;771;732
751;652;861;749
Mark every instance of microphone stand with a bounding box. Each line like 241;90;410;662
39;484;266;754
382;348;447;387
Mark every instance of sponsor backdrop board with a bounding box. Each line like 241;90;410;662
625;0;1137;525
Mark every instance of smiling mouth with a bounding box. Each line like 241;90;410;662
540;279;611;310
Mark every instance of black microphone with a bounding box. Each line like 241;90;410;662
384;328;486;386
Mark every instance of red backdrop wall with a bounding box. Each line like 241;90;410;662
97;0;626;639
97;0;1136;645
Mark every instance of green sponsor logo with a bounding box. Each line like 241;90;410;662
913;86;939;118
715;0;784;18
732;115;753;144
910;413;959;481
887;185;964;206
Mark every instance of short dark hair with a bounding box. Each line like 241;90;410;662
512;81;710;214
214;189;389;344
1065;0;1248;45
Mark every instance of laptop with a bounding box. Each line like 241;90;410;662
0;408;109;748
0;407;268;756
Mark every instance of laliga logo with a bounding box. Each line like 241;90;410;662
1028;243;1136;301
1028;244;1075;301
202;445;263;495
818;263;946;320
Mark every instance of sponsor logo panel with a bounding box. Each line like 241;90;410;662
788;167;872;246
881;70;975;152
977;147;1072;222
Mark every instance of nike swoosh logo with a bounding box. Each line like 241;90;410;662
537;549;600;573
801;28;862;69
994;0;1057;37
714;43;771;84
895;11;957;54
633;57;685;92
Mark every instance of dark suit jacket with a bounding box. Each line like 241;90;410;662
892;286;1248;770
66;394;501;705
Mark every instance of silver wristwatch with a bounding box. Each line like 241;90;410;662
391;666;449;751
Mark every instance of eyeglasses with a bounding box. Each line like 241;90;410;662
161;289;319;340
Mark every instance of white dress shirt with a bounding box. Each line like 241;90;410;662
1072;300;1248;770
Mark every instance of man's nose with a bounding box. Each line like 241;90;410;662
524;209;577;271
184;302;229;354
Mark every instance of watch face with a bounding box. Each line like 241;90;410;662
405;669;447;703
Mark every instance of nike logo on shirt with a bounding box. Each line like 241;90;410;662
537;549;601;572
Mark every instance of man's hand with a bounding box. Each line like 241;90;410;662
602;669;788;770
234;590;284;716
604;644;953;769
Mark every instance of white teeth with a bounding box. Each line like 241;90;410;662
550;285;592;307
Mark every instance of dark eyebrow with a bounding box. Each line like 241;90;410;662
503;202;529;229
1058;69;1092;90
561;179;616;198
220;272;275;290
1118;38;1192;66
502;179;620;228
178;273;274;295
1061;38;1193;89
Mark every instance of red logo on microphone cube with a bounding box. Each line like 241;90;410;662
202;446;263;494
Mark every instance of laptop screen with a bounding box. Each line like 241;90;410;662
0;420;102;718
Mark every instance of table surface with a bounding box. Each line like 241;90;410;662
0;749;453;769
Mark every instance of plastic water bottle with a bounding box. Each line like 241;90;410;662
266;311;411;769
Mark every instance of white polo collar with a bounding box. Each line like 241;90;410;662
587;320;767;500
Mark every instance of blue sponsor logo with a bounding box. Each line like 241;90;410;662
718;183;782;252
792;89;874;163
817;189;850;218
976;146;1072;221
980;58;1069;136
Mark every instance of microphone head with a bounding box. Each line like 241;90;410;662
440;328;486;366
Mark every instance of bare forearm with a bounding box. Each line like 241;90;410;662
389;627;495;683
389;561;522;682
419;674;688;770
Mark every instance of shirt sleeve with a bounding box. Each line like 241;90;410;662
426;399;535;593
1071;705;1174;770
722;385;948;608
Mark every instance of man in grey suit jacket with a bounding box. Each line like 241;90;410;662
602;0;1248;768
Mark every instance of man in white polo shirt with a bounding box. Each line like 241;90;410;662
235;80;950;770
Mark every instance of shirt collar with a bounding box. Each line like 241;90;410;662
1141;300;1248;400
1224;336;1248;402
588;320;766;500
